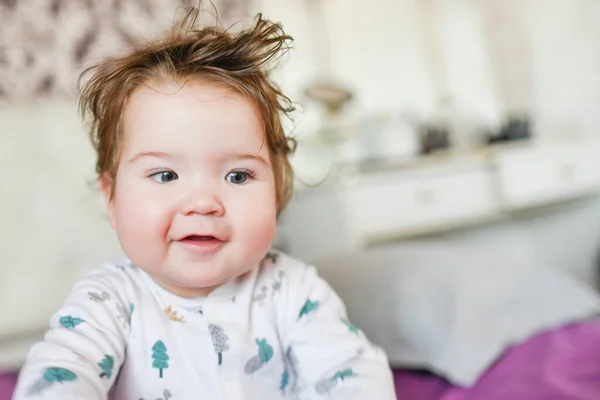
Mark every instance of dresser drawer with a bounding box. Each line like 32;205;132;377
343;166;497;242
493;142;600;209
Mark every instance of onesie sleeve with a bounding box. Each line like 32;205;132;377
12;265;133;400
280;259;396;399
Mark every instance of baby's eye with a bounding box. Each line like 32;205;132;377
150;170;179;183
225;170;253;185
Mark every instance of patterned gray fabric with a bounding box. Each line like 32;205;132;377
0;0;250;99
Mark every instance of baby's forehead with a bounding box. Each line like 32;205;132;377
126;79;256;112
119;82;269;160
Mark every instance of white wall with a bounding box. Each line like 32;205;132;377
258;0;600;142
0;103;123;347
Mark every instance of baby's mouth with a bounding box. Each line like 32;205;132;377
184;235;217;241
177;235;225;252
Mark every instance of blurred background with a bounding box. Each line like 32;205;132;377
2;0;600;398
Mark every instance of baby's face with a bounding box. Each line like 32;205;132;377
103;80;277;297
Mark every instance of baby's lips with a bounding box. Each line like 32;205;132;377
181;235;217;241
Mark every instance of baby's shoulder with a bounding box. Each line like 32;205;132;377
69;258;144;303
260;249;305;272
256;250;317;291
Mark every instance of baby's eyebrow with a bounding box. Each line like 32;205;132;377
127;151;172;163
229;153;271;167
127;151;270;166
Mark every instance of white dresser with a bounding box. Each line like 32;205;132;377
277;139;600;261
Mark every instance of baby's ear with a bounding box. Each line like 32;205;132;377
99;173;116;230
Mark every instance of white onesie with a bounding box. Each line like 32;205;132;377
13;251;396;399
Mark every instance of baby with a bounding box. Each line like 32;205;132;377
13;7;395;400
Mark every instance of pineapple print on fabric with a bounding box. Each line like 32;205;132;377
209;324;230;366
298;299;320;320
74;352;89;365
244;338;274;375
315;369;357;395
27;367;77;396
151;340;170;378
163;305;186;323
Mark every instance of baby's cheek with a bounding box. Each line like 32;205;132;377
114;196;170;250
248;217;277;256
252;220;276;244
237;201;276;249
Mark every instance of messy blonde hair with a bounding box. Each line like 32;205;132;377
79;7;296;214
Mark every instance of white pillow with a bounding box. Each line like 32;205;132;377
314;241;600;387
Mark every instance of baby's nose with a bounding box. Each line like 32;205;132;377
181;187;225;217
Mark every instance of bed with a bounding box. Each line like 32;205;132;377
393;320;600;400
315;240;600;400
2;234;600;400
0;373;17;400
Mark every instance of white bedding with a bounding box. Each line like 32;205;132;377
316;242;600;386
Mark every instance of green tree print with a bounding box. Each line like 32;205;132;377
152;340;169;378
244;338;274;374
265;251;279;264
298;299;320;319
208;324;229;366
98;355;114;379
28;367;78;395
332;369;356;381
59;316;85;328
280;368;289;393
281;347;299;394
315;369;357;395
341;318;360;334
44;367;77;383
257;338;274;363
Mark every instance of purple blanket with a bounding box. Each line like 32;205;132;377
0;373;17;400
394;321;600;400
